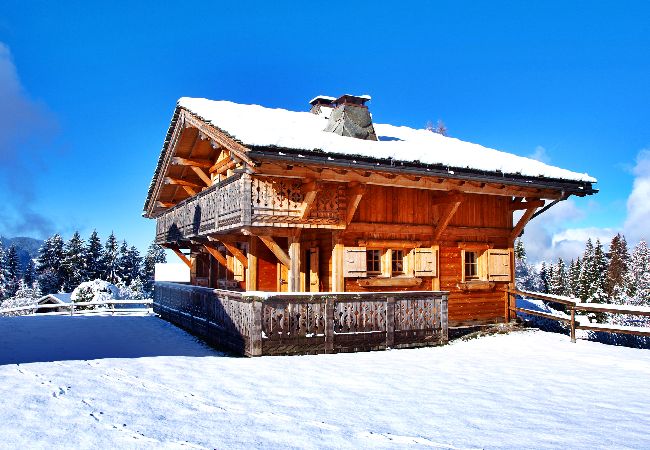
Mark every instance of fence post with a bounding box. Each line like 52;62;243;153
386;297;395;348
70;302;74;316
250;299;263;356
440;294;449;343
570;307;576;343
325;297;334;353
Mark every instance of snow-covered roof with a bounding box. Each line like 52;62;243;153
38;293;72;304
177;97;596;183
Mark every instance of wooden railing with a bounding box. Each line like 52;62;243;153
154;282;448;356
508;289;650;342
0;299;153;316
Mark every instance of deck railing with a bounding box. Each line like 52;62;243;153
154;282;448;356
508;289;650;342
0;299;153;317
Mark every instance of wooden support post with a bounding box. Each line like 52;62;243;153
345;183;366;225
331;232;344;292
299;180;321;219
288;235;301;292
570;307;576;343
510;206;539;241
250;300;263;356
325;297;334;353
170;246;192;268
247;237;258;291
190;166;212;186
386;297;395;348
433;199;462;240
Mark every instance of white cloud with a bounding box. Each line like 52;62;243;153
623;149;650;243
522;149;650;263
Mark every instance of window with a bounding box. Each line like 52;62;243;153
464;251;478;280
366;249;381;274
391;249;404;275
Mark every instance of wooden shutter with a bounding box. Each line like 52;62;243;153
488;249;511;281
343;247;367;278
414;247;437;276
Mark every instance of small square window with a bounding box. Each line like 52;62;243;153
465;251;478;279
366;249;381;274
391;249;404;274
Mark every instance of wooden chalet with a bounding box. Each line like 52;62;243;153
143;94;597;355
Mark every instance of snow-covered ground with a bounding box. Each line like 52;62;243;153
1;315;649;449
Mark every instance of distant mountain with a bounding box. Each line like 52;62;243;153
0;236;44;271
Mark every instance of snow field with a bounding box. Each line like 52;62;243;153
1;314;649;449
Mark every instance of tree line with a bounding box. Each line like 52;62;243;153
0;231;166;302
515;234;650;323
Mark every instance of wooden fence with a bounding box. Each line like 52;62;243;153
0;299;153;317
154;282;448;356
508;289;650;342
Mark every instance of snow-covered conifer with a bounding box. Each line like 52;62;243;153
550;258;568;296
539;262;550;294
102;233;120;284
85;230;105;281
36;234;65;294
143;241;166;292
23;259;37;285
5;245;21;298
0;240;7;299
567;258;581;298
578;238;595;301
61;232;87;292
628;240;650;306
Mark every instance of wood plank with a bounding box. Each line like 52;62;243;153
246;237;258;291
332;232;344;291
156;201;175;208
169;246;191;268
288;235;300;292
191;166;212;186
182;185;197;196
202;243;230;270
509;199;544;211
357;277;422;287
257;235;291;268
299;181;321;219
209;157;237;174
171;156;213;169
358;239;424;249
164;176;202;189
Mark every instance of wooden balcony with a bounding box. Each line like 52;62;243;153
155;173;347;244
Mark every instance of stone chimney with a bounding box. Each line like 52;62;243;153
322;94;377;141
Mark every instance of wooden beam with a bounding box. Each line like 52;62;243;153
432;192;464;205
164;177;202;189
509;199;545;211
510;207;538;241
358;239;423;249
156;201;175;208
208;237;248;267
299;180;321;219
169;246;191;268
182;185;197;196
288;235;300;292
202;243;229;268
331;232;344;292
255;163;564;200
433;201;462;240
209;158;237;174
345;183;366;225
246;237;258;291
191;166;212;187
257;235;291;268
171;156;213;169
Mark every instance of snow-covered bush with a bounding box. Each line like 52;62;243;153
71;279;120;309
0;296;38;316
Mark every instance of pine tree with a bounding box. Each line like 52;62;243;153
538;262;550;294
85;230;105;281
578;238;595;301
5;245;21;298
143;241;166;292
550;258;568;296
102;232;120;284
119;245;142;286
0;240;7;299
116;241;130;283
61;232;87;292
36;234;65;294
628;240;650;306
606;233;630;303
23;259;37;285
567;258;581;298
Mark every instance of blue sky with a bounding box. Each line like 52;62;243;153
0;1;648;262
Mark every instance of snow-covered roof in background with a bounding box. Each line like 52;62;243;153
39;293;72;304
177;97;596;183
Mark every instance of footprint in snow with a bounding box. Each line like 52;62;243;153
52;387;66;398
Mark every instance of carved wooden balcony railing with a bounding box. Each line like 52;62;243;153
155;174;347;244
